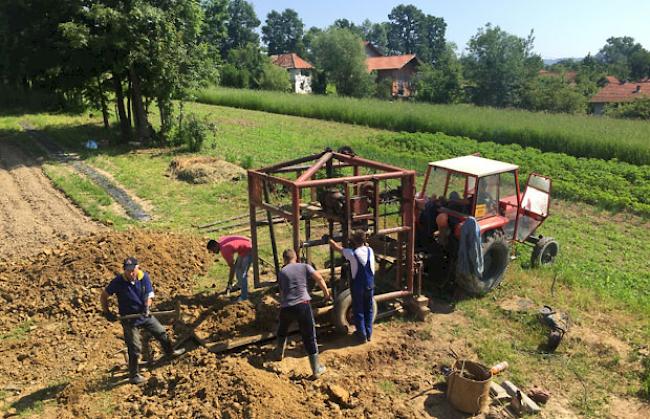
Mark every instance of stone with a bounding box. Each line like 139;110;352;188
327;384;350;406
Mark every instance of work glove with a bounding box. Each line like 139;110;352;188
143;306;151;318
103;311;117;322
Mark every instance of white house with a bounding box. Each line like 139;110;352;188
270;53;314;94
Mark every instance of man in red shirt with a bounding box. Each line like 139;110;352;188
207;236;253;301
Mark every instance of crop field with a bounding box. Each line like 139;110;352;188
196;87;650;166
2;105;649;417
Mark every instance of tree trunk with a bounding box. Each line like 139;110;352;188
127;77;132;128
129;65;151;142
112;73;132;143
97;76;109;130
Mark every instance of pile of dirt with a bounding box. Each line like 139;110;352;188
168;156;246;184
192;293;280;343
0;230;212;330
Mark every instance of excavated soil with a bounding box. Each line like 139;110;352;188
168;156;246;184
0;139;100;260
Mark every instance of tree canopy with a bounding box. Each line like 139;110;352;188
262;8;305;55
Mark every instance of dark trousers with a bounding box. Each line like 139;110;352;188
277;303;318;355
352;286;374;340
122;317;173;377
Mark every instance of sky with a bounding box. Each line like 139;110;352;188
248;0;650;59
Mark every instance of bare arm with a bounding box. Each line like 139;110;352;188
311;271;331;301
328;239;344;254
100;290;110;313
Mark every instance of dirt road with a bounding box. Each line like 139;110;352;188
0;139;99;260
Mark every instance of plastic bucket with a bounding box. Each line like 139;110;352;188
446;360;491;414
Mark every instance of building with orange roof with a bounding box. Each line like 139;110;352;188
270;53;315;94
363;42;421;98
589;78;650;114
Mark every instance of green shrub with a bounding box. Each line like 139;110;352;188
259;63;291;92
240;155;254;169
606;97;650;120
173;113;216;152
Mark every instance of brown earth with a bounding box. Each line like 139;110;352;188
0;139;100;260
0;141;647;418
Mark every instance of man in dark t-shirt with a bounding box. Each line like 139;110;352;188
274;248;331;379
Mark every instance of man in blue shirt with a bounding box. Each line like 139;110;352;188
100;257;184;385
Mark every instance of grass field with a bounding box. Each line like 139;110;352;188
196;87;650;166
2;105;649;414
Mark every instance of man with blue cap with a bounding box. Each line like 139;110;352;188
100;257;184;385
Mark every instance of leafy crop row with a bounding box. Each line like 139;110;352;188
196;87;650;166
354;132;650;217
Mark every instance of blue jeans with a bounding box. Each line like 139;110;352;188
235;254;252;300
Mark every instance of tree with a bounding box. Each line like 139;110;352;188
387;4;447;65
332;19;363;37
201;0;229;59
387;4;424;55
366;22;389;52
629;49;650;81
223;0;259;57
414;44;462;103
262;9;305;55
220;43;265;88
311;28;374;97
520;76;586;114
462;24;542;107
598;36;645;80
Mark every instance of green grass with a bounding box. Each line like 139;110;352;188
0;320;34;341
196;87;650;166
44;163;132;229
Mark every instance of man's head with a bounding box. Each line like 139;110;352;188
351;229;367;248
123;256;139;280
282;248;297;265
206;239;220;254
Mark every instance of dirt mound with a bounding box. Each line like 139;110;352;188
168;156;245;184
0;230;212;330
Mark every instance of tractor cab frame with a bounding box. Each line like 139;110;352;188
416;155;558;295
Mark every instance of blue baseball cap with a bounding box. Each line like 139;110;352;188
123;257;138;269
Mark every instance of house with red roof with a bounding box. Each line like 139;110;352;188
363;41;421;98
589;78;650;114
270;53;315;94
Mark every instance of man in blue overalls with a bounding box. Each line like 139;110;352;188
100;257;184;385
330;230;375;344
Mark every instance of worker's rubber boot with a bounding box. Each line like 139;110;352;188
161;335;186;357
272;337;287;361
308;353;326;379
128;355;145;385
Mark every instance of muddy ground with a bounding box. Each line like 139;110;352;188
1;138;648;418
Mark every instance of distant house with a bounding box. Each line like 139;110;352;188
363;41;421;98
589;78;650;115
270;53;314;94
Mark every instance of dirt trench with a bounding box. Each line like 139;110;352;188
0;139;100;260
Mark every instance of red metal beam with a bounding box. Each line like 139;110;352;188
296;152;333;182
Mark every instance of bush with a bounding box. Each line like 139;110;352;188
173;113;216;152
259;63;291;92
375;78;393;100
606;97;650;120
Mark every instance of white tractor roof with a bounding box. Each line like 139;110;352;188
430;155;519;177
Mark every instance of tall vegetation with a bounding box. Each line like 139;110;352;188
196;87;650;165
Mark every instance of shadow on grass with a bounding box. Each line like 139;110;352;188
10;382;68;415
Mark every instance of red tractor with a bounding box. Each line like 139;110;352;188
415;155;559;295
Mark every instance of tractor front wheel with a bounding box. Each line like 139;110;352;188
332;288;378;335
455;234;510;296
531;237;559;267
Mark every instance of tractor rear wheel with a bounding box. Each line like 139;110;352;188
332;288;378;335
455;234;510;296
531;237;559;267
